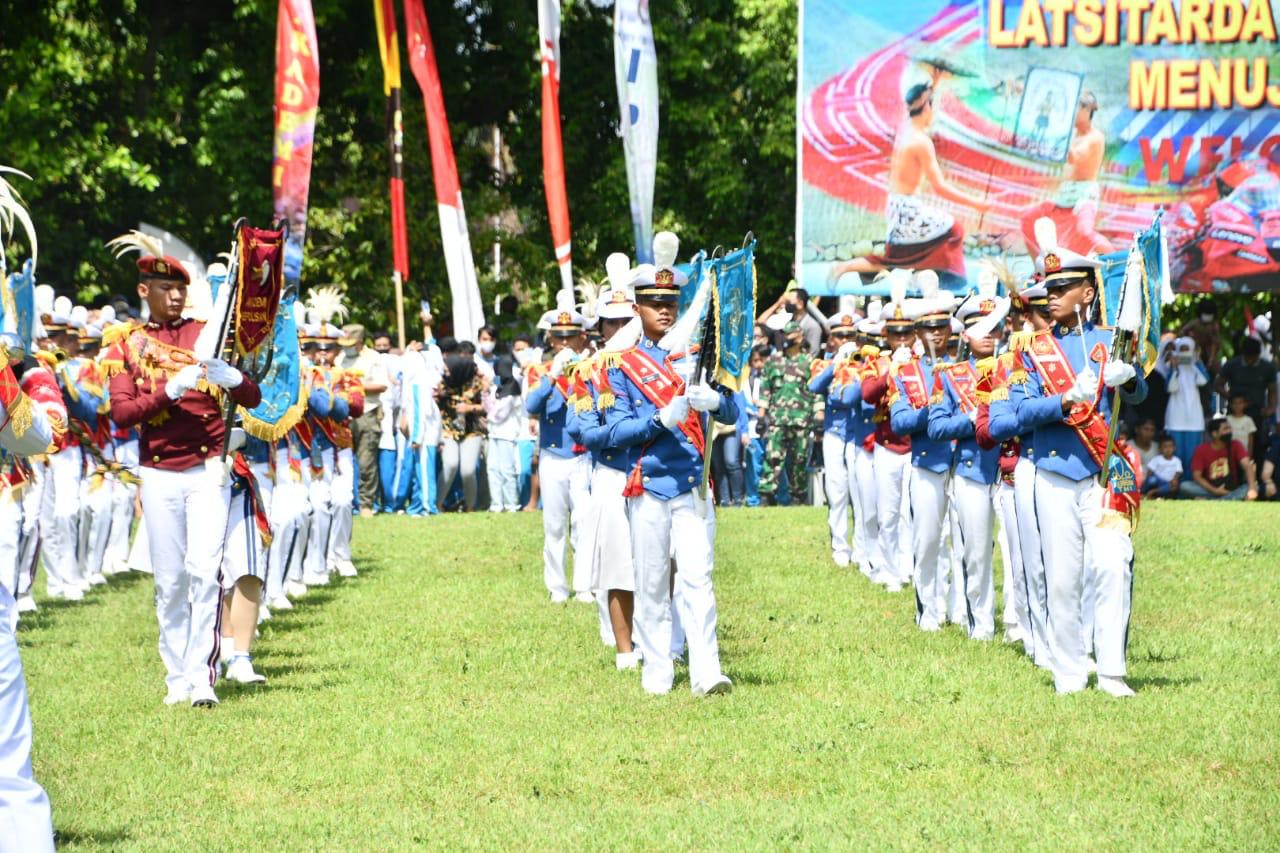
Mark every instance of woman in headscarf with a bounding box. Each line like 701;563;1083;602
438;352;487;510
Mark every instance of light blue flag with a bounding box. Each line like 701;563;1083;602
3;259;37;352
712;241;756;391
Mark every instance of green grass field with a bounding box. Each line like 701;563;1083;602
18;502;1280;849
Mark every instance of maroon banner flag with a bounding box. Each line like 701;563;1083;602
235;225;286;355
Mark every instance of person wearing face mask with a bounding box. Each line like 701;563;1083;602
1005;221;1147;697
336;324;389;518
476;324;500;370
757;321;814;505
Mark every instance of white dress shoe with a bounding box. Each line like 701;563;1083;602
88;572;107;586
163;686;191;706
190;685;220;708
224;656;268;685
62;587;85;602
832;553;851;567
549;591;569;604
268;595;293;611
1003;626;1026;644
615;651;642;671
15;595;37;614
334;560;358;578
302;572;329;586
693;675;734;696
258;605;271;623
285;580;308;598
1097;675;1135;698
884;581;904;593
917;619;941;632
573;591;594;603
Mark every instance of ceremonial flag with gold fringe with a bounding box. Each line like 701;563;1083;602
538;0;574;296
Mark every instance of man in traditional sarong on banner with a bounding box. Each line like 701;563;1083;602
1005;221;1146;697
828;74;989;287
1020;91;1115;259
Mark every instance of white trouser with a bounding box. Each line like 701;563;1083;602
944;491;965;623
847;443;881;576
304;452;334;582
77;474;113;580
1034;469;1134;689
16;468;44;597
951;475;996;639
0;588;55;853
628;490;722;694
127;515;151;574
908;467;949;626
44;449;83;594
821;432;852;562
141;465;231;693
222;462;273;590
328;447;355;566
0;495;22;598
994;481;1030;646
539;452;591;597
872;445;912;583
267;455;311;598
1013;457;1051;668
105;439;139;571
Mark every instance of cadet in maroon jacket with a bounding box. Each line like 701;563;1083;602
105;255;261;708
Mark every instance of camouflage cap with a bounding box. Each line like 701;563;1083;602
783;320;802;335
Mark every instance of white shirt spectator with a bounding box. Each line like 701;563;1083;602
1227;413;1256;447
1146;454;1183;484
484;387;522;442
1157;338;1209;432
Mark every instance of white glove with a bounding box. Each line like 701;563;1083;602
891;346;912;364
835;341;857;361
1062;369;1097;406
1103;361;1137;389
165;364;203;400
203;358;243;389
227;427;247;453
687;383;721;413
658;395;690;430
967;408;978;425
548;348;575;378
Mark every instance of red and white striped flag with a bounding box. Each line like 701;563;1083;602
538;0;573;298
403;0;485;342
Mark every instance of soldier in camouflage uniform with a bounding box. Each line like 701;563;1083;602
758;322;818;504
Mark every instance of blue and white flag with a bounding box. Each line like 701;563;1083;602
2;259;37;353
713;241;756;391
613;0;658;264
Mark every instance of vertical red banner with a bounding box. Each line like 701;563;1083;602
538;0;573;294
272;0;320;285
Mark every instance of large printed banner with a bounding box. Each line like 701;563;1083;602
800;0;1280;296
272;0;320;287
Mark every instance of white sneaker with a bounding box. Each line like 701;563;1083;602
832;552;851;568
884;581;904;593
88;572;107;586
615;651;642;671
573;591;594;603
62;586;85;602
917;619;941;632
334;560;358;578
258;604;271;623
1054;679;1087;695
1086;657;1098;674
224;656;268;685
302;572;329;587
1097;675;1135;698
268;595;293;611
219;642;236;668
163;686;191;706
693;675;734;696
15;595;37;614
1003;626;1027;644
285;580;308;598
549;590;569;604
190;685;220;707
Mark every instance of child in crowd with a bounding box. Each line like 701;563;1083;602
1226;393;1257;456
1143;434;1182;498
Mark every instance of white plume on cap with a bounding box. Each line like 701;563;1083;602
106;228;165;260
887;268;911;307
964;298;1010;343
53;295;72;319
69;305;89;329
1034;217;1058;253
976;265;999;298
0;166;38;270
305;286;349;328
865;299;883;323
35;284;55;315
652;231;680;269
606;252;632;291
914;269;940;300
292;299;306;326
99;305;117;325
554;287;576;313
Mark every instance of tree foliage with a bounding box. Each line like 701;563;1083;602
0;0;796;332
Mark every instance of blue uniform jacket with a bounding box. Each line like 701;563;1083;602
928;360;999;485
308;384;347;451
1009;324;1147;482
61;358;106;426
889;357;953;473
525;373;578;460
833;379;876;445
808;362;846;441
566;377;629;474
602;337;738;499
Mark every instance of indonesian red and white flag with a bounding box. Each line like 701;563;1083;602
538;0;573;297
404;0;485;342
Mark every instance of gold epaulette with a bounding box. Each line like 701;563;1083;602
1007;331;1033;353
975;356;998;377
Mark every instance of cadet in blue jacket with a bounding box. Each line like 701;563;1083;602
601;232;737;697
928;294;1008;640
1007;230;1146;697
810;312;860;568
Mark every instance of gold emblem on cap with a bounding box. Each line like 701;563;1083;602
1044;253;1061;273
155;260;169;274
611;291;628;303
557;311;572;324
655;269;675;287
980;298;996;312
